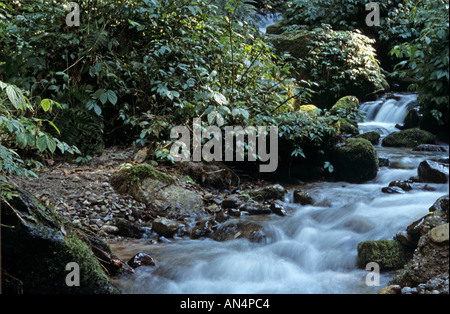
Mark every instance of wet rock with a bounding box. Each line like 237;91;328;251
227;208;241;217
246;184;286;201
381;186;405;194
114;218;146;238
212;220;266;243
1;185;120;294
245;204;272;215
391;195;449;288
127;253;155;268
270;200;287;216
152;217;181;238
418;160;449;184
413;144;448;152
378;285;401;294
378;157;390;167
293;190;314;205
357;240;413;271
222;195;240;209
332;138;379;183
429;194;449;222
355;131;381;145
382;129;435;148
191;218;215;239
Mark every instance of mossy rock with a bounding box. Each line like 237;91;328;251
332;138;379;183
265;20;286;35
382;129;436;148
357;240;413;271
339;119;360;136
111;163;205;218
356;131;381;145
330;96;360;116
298;104;321;116
1;185;119;294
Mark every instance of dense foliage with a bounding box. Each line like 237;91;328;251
390;0;449;133
0;0;345;179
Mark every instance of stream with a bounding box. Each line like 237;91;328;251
111;93;449;294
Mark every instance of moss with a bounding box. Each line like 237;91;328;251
126;164;175;185
356;131;381;145
265;20;285;35
382;128;436;148
339;119;360;136
330;95;360;116
332;138;379;183
357;240;413;271
298;104;321;116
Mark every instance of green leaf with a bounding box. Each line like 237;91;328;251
46;135;57;154
107;90;118;105
41;99;52;112
36;135;47;153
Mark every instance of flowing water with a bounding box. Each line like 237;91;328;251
112;94;449;294
255;11;282;34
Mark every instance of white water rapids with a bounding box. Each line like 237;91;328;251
112;94;449;294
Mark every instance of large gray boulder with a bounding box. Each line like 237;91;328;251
110;163;205;218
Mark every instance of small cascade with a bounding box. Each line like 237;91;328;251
358;93;418;136
255;11;282;34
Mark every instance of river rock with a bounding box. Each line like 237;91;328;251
355;131;381;145
382;128;435;148
110;163;205;218
418;160;449;183
1;184;120;294
127;253;156;268
191;218;215;239
246;184;286;201
101;224;119;234
152;217;181;238
293;190;314;205
378;285;401;294
413;144;448;152
391;194;449;288
332;138;379;183
114;218;146;238
429;194;449;222
430;223;449;243
212;220;266;243
357;240;413;271
270;200;287;216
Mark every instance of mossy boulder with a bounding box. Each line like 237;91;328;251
332;138;379;183
330;96;360;116
265;20;286;35
355;131;381;145
1;185;119;294
357;240;413;271
338;119;360;136
110;163;205;218
382;129;436;148
298;104;321;116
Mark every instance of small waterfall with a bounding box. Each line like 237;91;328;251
358;93;418;136
255;11;282;34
